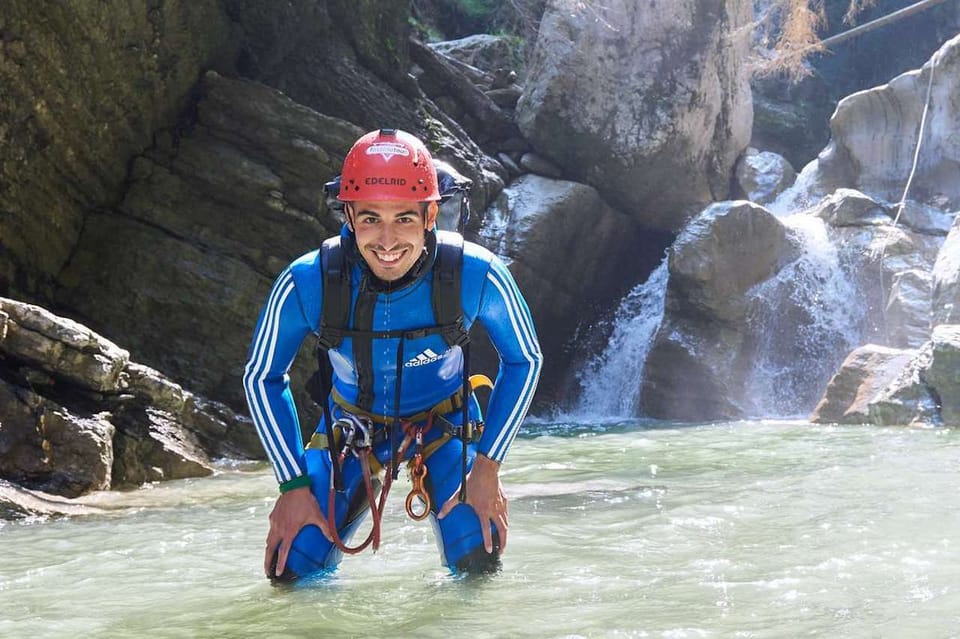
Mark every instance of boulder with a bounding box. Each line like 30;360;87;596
885;269;933;349
0;297;129;393
55;73;357;413
866;343;940;427
895;199;956;236
932;216;960;325
0;0;236;299
641;201;795;420
811;344;917;424
812;189;891;227
735;148;796;205
475;174;662;406
816;33;960;208
111;407;214;488
0;379;114;497
515;0;753;231
923;324;960;425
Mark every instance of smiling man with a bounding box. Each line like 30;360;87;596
243;129;542;582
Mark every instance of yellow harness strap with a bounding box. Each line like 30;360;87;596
308;373;495;468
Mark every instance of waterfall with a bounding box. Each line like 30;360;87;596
743;214;866;416
573;259;669;420
571;199;867;420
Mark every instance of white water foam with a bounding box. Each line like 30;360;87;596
572;258;669;420
744;213;865;416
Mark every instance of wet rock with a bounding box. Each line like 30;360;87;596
641;201;794;420
0;1;236;299
813;189;891;227
476;175;658;406
111;408;213;488
496;153;523;178
923;324;960;425
932;216;960;325
735;147;796;205
895;200;956;236
518;152;563;179
0;297;129;393
0;379;114;498
516;0;753;231
866;344;940;427
485;86;523;109
811;344;917;424
56;73;358;412
885;269;933;349
815;34;960;208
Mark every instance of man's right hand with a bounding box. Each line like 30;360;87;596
264;485;333;578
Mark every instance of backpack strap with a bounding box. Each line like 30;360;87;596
433;231;469;348
317;236;352;351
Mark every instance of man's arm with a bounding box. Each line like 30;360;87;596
438;254;542;554
474;256;543;463
242;267;313;487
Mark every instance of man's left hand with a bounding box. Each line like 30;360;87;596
437;453;508;554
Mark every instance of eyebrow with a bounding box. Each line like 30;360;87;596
355;209;421;217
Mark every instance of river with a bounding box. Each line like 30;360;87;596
2;419;959;638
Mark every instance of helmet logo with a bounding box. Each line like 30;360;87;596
366;142;410;162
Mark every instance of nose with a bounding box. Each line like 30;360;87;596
379;222;398;249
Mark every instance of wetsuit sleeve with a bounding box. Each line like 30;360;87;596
475;257;543;463
242;267;313;484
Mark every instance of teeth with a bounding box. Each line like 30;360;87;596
376;250;403;263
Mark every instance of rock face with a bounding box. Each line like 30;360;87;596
641;201;795;420
516;0;753;230
0;0;236;300
735;148;796;205
0;297;262;503
811;345;917;424
55;73;359;413
816;33;960;208
475;175;663;405
933;216;960;326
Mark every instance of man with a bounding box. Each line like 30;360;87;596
243;128;542;581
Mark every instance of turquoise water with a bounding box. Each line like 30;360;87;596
2;420;959;638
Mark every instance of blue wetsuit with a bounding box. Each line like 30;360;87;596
243;227;542;576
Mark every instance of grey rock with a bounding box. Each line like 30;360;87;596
813;189;891;227
641;201;794;420
518;152;563;179
923;324;960;425
932;216;960;325
0;297;129;393
866;342;940;427
811;344;917;424
0;0;236;298
485;86;523;109
816;34;960;208
111;408;213;489
894;200;956;236
516;0;753;231
475;175;653;406
885;269;933;349
0;379;114;498
735;147;797;205
496;153;523;178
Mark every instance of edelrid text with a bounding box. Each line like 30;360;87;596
365;177;407;186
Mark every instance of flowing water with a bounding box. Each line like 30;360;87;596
3;420;959;638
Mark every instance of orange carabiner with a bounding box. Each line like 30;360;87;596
405;460;431;521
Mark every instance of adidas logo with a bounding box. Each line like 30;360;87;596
404;348;444;368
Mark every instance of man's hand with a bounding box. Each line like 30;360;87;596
437;453;508;554
264;485;333;578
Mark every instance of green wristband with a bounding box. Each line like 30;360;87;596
278;475;311;494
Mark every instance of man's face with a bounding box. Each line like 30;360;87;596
347;200;438;282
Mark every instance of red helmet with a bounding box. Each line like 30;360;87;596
337;129;441;202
